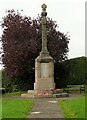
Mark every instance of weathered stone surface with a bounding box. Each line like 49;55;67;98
27;98;64;118
21;93;34;98
27;90;37;94
34;4;55;94
34;60;55;93
53;93;69;98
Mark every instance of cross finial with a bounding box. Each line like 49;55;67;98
41;4;47;11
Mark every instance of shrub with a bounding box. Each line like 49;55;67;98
55;57;87;88
0;88;6;94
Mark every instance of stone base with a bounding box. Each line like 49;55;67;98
53;93;69;98
21;93;35;98
34;78;55;93
21;90;53;98
21;92;69;98
21;90;36;98
21;93;53;98
27;90;37;94
34;94;52;98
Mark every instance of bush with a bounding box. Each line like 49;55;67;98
2;70;18;93
2;69;35;92
0;88;6;94
12;85;18;92
55;57;87;88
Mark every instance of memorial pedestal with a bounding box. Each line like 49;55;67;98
34;52;55;93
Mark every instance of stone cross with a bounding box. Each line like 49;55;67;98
41;4;48;52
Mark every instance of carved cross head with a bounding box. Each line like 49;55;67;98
41;4;47;11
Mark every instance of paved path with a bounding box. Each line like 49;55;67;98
27;94;82;119
27;98;64;118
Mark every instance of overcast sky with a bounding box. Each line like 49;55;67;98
0;0;86;69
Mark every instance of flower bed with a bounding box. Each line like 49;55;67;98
50;88;63;94
37;91;52;98
35;88;64;98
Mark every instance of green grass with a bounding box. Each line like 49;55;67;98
2;91;25;97
2;98;33;118
58;96;85;118
0;98;2;119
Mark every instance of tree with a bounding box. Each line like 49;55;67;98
1;10;69;90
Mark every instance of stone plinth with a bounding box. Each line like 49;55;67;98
21;93;35;98
34;52;55;94
53;93;69;98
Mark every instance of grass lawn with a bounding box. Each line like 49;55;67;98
2;91;25;97
58;96;85;118
0;97;2;119
2;98;33;118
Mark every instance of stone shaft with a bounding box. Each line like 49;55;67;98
41;4;48;52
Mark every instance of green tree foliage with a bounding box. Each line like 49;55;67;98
2;70;13;92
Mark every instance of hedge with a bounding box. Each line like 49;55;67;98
55;56;87;88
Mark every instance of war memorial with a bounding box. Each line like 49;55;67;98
21;4;68;98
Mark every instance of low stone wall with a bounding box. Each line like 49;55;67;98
21;89;69;98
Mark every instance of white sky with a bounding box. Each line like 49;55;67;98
0;0;86;69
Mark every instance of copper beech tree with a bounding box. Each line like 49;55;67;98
1;10;69;81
